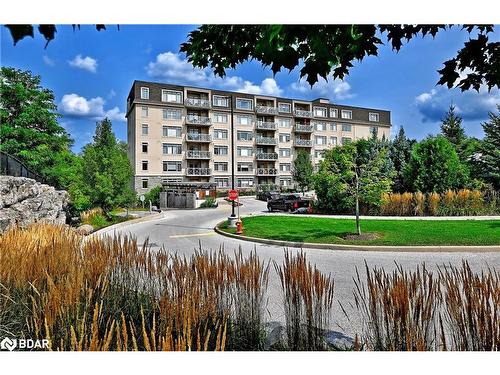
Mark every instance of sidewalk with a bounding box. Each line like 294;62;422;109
259;213;500;221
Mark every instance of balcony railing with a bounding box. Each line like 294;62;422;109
294;139;313;147
255;137;277;145
255;152;278;160
256;105;278;115
294;109;313;118
256;121;277;130
294;124;314;133
186;115;211;126
184;98;210;108
186;150;211;159
186;167;212;176
186;133;212;142
256;168;278;176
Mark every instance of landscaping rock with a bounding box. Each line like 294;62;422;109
76;224;94;235
0;176;69;234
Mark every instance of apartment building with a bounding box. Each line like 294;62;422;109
126;80;391;194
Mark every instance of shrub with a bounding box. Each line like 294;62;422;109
274;251;335;350
400;192;413;216
199;196;217;208
80;207;103;223
143;185;162;207
414;191;425;216
428;192;440;216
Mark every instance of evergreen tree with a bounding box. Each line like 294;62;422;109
389;127;414;192
292;150;314;195
480;105;500;189
440;104;466;146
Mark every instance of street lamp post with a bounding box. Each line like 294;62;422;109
228;95;237;227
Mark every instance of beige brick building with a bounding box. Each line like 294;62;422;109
126;81;392;194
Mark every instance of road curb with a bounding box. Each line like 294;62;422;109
214;221;500;253
92;212;165;237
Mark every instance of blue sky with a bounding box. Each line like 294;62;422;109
2;25;499;152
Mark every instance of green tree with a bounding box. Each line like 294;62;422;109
0;67;74;187
314;142;393;235
441;104;466;146
180;25;499;91
389;127;414;193
480;105;500;189
80;118;135;211
292;150;314;195
404;135;469;193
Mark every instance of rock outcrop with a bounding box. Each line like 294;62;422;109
0;176;69;233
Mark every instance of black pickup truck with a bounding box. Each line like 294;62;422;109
267;194;311;213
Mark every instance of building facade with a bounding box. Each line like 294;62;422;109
126;80;392;194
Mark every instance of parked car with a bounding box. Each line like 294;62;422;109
257;190;280;201
267;194;311;212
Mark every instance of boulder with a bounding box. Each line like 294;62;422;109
0;176;69;234
76;224;94;235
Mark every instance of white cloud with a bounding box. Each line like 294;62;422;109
43;55;55;67
146;51;283;96
68;55;98;73
107;89;116;99
415;86;500;123
289;77;353;101
59;93;125;122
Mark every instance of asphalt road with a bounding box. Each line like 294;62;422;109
99;197;500;340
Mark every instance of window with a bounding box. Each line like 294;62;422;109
370;126;379;136
142;161;148;171
141;179;148;189
163;126;181;138
237;147;253;157
314;107;327;117
342;124;352;132
314;122;326;131
237;131;253;141
141;143;148;153
163;108;182;120
315;150;325;158
342;137;352;144
163;144;182;155
278;118;291;128
278;103;291;113
213;95;229;107
237;115;252;125
214;145;228;155
236;98;253;110
141;106;148;117
237;178;254;188
279;133;291;143
315;136;327;145
280;163;291;172
214;162;228;172
215;178;229;188
140;87;149;100
213;112;228;123
163;161;182;172
341;110;352;119
141;124;148;135
330;123;337;131
280;178;292;187
369;112;380;122
330;136;338;145
162;90;182;103
279;148;291;157
237;162;253;172
329;108;338;118
214;129;228;139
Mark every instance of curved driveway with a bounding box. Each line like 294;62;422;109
99;197;500;339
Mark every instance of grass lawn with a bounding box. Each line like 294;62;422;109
219;216;500;246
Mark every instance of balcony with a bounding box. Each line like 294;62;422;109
184;98;210;109
255;152;278;160
294;124;314;133
186;115;211;126
255;136;277;145
186;167;211;176
294;109;313;118
256;121;277;130
256;168;278;176
294;139;313;147
186;133;212;142
186;150;211;159
256;105;278;115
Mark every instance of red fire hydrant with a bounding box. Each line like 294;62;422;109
236;219;243;235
